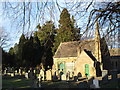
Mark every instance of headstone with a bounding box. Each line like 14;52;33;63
28;70;30;73
52;71;58;81
66;71;70;81
93;79;100;88
22;71;25;74
102;70;108;82
34;69;36;74
11;73;14;77
25;72;29;79
40;69;44;81
74;76;78;81
19;69;21;75
111;70;117;80
15;70;17;73
61;74;66;80
46;70;52;80
8;67;11;73
4;69;7;75
52;64;56;75
38;74;42;82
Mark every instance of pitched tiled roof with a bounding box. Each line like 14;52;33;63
53;39;95;58
53;41;80;58
109;48;120;56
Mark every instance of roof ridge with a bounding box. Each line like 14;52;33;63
61;41;80;44
61;39;95;44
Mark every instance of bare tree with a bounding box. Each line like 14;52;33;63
0;27;10;49
1;1;120;48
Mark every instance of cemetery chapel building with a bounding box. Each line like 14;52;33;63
53;22;111;78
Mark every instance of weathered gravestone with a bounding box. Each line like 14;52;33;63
46;69;52;80
102;70;108;82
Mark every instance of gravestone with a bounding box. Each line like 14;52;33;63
74;76;78;81
25;72;29;79
11;72;14;77
8;67;11;73
4;69;7;75
34;69;36;74
52;71;58;81
61;74;66;80
93;78;100;88
52;64;56;75
28;70;30;73
22;71;25;74
40;69;44;81
46;70;52;80
111;70;117;80
19;69;21;75
15;70;17;73
66;71;70;81
102;70;108;82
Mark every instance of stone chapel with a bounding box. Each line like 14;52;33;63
52;22;111;78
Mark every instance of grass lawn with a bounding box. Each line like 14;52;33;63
100;79;120;88
2;75;32;88
2;75;78;88
2;75;120;88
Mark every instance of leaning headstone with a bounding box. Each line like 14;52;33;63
102;70;108;82
46;70;52;80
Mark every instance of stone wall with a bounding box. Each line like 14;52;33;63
74;50;96;77
53;57;77;72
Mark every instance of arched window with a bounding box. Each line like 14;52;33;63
85;64;90;77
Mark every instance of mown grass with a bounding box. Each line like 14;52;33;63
100;79;120;88
2;75;32;88
2;75;120;88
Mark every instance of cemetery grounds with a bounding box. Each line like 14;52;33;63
2;73;120;88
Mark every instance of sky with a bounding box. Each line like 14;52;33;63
0;1;90;51
0;0;119;51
